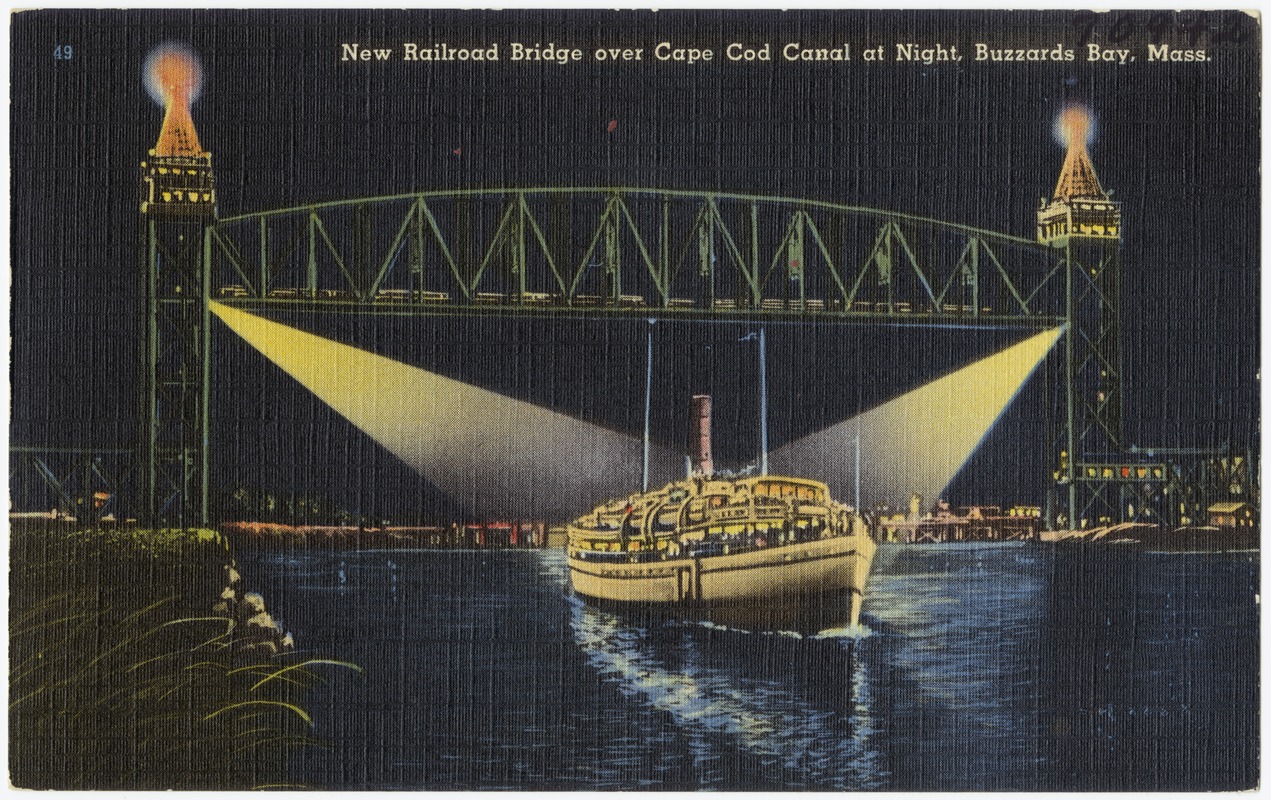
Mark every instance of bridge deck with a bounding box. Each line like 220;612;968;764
212;298;1063;329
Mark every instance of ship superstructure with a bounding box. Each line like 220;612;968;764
567;386;876;628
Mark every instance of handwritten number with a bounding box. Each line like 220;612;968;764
1176;13;1208;47
1212;12;1249;44
1072;9;1252;49
1145;13;1173;45
1072;11;1098;50
1109;13;1136;44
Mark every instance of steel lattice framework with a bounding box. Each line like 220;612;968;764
136;145;217;528
1038;182;1133;528
9;447;135;524
206;189;1067;329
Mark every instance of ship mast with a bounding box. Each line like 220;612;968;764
642;320;654;492
854;416;862;509
759;327;769;475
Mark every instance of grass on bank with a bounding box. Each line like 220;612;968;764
9;521;359;790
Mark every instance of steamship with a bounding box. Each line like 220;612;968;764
566;391;877;629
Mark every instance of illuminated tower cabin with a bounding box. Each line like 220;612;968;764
139;46;216;527
1037;106;1124;527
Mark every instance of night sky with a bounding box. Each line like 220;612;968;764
10;9;1260;520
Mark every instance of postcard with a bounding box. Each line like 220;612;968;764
8;8;1259;791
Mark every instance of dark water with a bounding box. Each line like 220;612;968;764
241;543;1258;791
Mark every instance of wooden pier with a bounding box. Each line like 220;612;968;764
878;504;1041;544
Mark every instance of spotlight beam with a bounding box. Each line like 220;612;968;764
769;328;1063;510
211;302;678;520
212;304;1058;520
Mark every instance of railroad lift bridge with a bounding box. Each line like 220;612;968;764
127;145;1156;531
14;111;1254;532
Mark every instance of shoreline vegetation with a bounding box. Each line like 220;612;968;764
9;518;359;790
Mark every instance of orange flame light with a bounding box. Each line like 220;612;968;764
1049;103;1106;201
1053;103;1094;149
144;44;205;157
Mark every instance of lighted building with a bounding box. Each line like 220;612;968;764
1207;502;1255;529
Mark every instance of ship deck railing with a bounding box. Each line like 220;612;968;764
571;526;848;564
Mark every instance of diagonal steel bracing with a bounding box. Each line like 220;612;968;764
208;188;1064;331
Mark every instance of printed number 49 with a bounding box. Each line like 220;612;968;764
54;45;73;59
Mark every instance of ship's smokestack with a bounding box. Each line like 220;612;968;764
690;395;713;478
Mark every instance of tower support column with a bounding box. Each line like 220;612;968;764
139;204;215;528
138;45;216;528
1038;105;1123;528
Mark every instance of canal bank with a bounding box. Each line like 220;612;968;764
8;516;353;789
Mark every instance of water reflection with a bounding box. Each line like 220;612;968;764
863;543;1049;789
567;594;887;789
236;544;1255;791
559;543;1054;789
1038;547;1259;791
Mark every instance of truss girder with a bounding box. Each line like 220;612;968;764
10;448;138;522
208;189;1061;327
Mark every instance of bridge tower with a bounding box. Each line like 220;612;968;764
138;46;216;527
1037;105;1124;528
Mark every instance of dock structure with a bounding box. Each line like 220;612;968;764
218;520;550;550
880;504;1042;544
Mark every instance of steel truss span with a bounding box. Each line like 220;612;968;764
209;188;1067;329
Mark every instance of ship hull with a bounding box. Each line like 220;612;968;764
568;534;876;628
